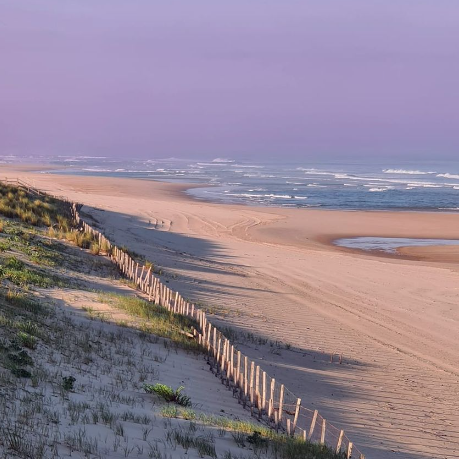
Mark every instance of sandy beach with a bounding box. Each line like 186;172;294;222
2;166;458;459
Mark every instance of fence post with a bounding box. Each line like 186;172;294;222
262;371;267;413
216;337;222;370
230;345;234;382
336;430;344;454
320;419;326;445
268;378;275;419
255;366;260;410
308;410;318;440
249;361;255;412
278;384;284;426
292;398;301;434
347;442;353;459
236;351;241;387
244;357;248;398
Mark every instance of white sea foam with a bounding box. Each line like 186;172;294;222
212;158;234;163
368;187;388;192
230;164;265;168
383;169;433;175
437;173;459;179
264;194;292;199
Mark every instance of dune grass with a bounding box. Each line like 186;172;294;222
97;293;203;352
0;184;72;229
160;410;348;459
0;255;65;288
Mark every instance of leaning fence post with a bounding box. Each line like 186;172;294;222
336;430;344;453
292;398;301;434
308;410;318;440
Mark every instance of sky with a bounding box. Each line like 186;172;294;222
0;1;458;161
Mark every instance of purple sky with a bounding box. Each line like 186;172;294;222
1;1;458;160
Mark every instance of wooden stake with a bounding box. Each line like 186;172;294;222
249;361;255;408
308;410;318;440
262;371;267;412
236;351;241;387
216;337;222;367
255;366;260;409
268;378;275;419
293;398;301;432
278;384;285;424
230;345;234;381
347;442;353;459
244;357;248;397
336;430;344;454
320;419;326;444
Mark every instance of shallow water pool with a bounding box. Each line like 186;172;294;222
333;237;459;253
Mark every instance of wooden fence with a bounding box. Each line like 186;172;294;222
5;178;366;459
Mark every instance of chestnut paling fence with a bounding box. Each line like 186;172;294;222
4;178;366;459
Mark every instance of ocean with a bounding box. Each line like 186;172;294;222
4;156;458;212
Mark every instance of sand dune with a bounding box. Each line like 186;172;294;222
3;167;458;459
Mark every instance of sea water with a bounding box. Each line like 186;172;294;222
334;237;458;253
7;156;458;212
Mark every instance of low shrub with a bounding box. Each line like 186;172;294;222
62;375;76;391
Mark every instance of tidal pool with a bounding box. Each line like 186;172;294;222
333;237;459;253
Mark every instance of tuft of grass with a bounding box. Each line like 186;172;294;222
160;406;178;418
144;383;191;407
17;331;37;349
90;242;100;255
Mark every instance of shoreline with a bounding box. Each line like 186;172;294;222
2;164;458;264
15;162;460;213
